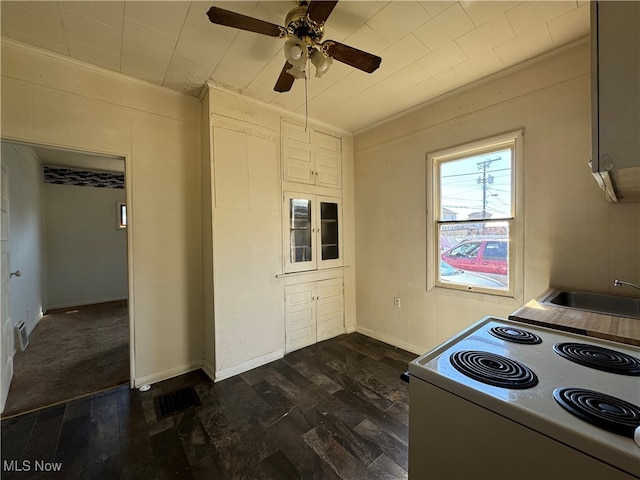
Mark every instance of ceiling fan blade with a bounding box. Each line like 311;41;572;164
322;41;382;73
274;62;296;92
206;6;285;37
306;1;339;24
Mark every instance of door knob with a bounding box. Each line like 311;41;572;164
10;270;21;278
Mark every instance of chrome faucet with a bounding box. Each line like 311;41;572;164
613;279;640;291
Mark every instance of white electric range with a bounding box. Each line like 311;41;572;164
408;317;640;480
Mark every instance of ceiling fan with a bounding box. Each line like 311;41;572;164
206;1;382;92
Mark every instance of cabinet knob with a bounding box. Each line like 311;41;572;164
10;270;21;278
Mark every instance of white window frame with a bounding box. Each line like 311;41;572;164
117;202;127;229
426;130;524;300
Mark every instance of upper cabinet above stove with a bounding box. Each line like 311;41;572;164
590;1;640;203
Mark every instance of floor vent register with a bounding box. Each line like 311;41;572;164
153;385;201;420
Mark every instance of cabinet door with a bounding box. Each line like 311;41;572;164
282;121;314;184
283;193;316;273
285;283;317;352
592;1;640;201
316;278;344;342
313;131;342;188
317;196;343;270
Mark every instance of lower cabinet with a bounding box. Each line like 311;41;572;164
285;277;344;352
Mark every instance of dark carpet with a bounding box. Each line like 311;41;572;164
1;301;129;418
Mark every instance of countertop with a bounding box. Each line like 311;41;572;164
509;289;640;347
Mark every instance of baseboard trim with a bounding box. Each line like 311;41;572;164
214;349;284;382
201;360;215;382
133;360;202;388
45;297;128;312
355;326;424;355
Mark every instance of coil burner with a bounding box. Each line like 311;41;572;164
554;387;640;437
489;326;542;344
553;343;640;376
450;350;538;389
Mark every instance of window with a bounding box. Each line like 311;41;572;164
428;131;523;297
118;202;127;229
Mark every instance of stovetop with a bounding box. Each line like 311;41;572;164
408;317;640;476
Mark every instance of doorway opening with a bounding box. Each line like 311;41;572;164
0;141;132;417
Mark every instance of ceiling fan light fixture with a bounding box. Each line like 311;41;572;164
310;48;332;77
284;38;307;65
286;64;307;79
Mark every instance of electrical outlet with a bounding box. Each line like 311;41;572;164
393;297;401;308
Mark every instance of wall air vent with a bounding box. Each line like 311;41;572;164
15;322;28;351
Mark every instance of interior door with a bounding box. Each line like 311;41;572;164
1;165;13;411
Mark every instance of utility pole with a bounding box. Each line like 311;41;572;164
477;158;500;234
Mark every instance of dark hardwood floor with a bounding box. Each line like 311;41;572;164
1;333;416;479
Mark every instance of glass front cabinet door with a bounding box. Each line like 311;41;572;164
284;192;342;273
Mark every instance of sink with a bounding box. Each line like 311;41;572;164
541;290;640;319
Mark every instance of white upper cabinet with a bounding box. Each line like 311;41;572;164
282;120;342;189
283;192;343;274
591;1;640;202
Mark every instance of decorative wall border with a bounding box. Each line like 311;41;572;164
43;166;124;189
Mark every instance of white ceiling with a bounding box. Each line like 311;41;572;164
1;1;589;133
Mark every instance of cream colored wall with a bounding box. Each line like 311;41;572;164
205;87;356;379
43;183;127;309
354;41;640;354
1;40;203;386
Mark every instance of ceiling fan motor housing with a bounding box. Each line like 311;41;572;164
285;5;325;45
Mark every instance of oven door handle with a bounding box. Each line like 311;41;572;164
400;371;410;383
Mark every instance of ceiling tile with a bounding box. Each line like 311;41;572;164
1;2;67;47
2;1;62;21
123;17;178;62
372;63;432;96
59;1;124;30
452;48;504;83
220;30;281;73
67;38;121;71
60;8;122;53
328;1;388;39
394;69;464;109
418;1;457;18
174;28;225;68
494;27;554;66
414;3;475;51
213;58;260;91
506;1;577;36
124;1;189;39
548;3;590;46
416;42;468;76
378;33;431;73
343;23;391;56
3;28;69;56
460;1;522;26
455;14;516;57
164;54;213;95
366;2;431;44
121;44;170;84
